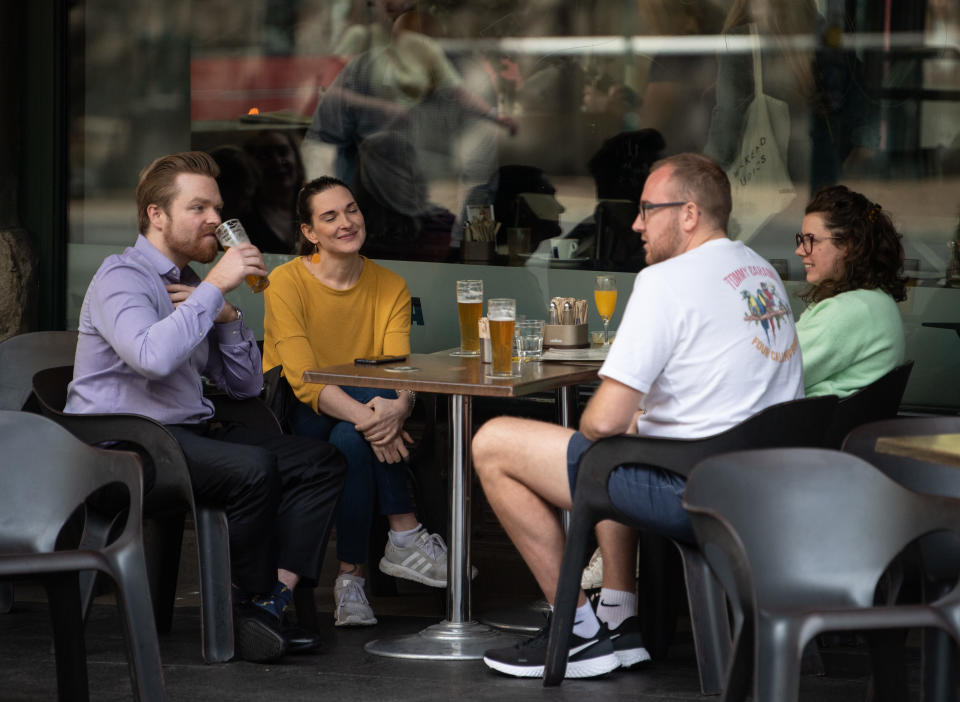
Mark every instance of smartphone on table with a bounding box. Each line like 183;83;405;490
354;354;407;365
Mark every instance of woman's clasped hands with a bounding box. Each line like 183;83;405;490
355;395;413;464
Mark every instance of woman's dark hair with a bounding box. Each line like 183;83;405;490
800;185;907;304
295;176;355;256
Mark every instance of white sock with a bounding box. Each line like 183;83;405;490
389;523;422;548
571;601;601;639
596;588;636;629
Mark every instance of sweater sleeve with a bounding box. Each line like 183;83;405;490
796;294;871;392
381;279;412;357
263;266;325;410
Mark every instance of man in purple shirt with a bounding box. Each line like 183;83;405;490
66;151;347;663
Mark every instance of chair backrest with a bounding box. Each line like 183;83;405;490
0;331;78;411
0;410;143;554
843;416;960;581
824;361;914;448
578;395;838;486
684;447;960;611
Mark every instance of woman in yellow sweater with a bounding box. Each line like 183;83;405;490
263;176;448;627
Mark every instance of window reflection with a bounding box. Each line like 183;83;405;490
68;0;960;280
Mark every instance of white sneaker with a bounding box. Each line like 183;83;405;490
379;527;449;588
581;548;604;590
333;574;377;627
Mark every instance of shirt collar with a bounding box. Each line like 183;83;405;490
133;234;203;285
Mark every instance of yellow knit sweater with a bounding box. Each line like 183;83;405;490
262;256;411;411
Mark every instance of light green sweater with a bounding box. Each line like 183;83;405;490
796;288;905;398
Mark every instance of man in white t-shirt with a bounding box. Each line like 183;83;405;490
474;153;803;679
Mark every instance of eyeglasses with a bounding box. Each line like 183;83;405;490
795;232;842;255
638;201;687;222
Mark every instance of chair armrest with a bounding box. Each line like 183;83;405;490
40;410;195;510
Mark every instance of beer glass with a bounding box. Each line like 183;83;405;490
487;298;517;377
594;275;617;344
455;280;483;356
215;219;270;293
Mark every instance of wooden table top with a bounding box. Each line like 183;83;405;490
302;352;600;398
875;433;960;469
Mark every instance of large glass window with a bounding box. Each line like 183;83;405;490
68;0;960;410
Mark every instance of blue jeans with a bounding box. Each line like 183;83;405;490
290;387;414;564
566;431;695;544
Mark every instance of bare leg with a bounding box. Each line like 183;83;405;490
472;416;587;607
278;568;299;590
597;520;638;592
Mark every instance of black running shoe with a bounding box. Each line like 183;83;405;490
483;615;620;679
603;616;651;668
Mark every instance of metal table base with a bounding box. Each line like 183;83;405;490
365;393;523;660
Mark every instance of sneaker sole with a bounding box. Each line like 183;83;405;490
615;645;651;668
334;613;378;627
482;651;620;679
236;617;287;663
378;557;446;588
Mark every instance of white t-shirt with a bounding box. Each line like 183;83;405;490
600;238;804;438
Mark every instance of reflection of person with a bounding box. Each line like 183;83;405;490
210;132;306;255
65;152;347;663
262;176;451;627
570;128;666;269
474;154;803;678
306;0;515;189
242;130;306;254
705;0;876;190
354;130;454;261
794;185;906;397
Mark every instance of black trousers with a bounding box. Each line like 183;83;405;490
167;421;347;595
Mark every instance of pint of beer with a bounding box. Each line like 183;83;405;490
215;219;270;293
487;298;516;376
456;280;483;355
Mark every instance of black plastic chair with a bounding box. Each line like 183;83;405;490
33;365;239;663
543;395;838;692
684;447;960;702
0;331;80;613
0;410;165;701
843;416;960;702
823;361;914;448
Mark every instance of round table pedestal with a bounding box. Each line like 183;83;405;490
364;621;523;660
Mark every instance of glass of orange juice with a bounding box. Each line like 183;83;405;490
594;275;617;345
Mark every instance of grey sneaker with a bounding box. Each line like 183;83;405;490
333;574;377;627
379;527;449;588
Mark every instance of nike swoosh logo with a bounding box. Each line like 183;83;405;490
568;639;599;656
599;601;618;607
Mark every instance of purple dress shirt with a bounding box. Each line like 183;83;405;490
65;235;263;424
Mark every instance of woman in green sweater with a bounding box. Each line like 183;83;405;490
794;185;907;397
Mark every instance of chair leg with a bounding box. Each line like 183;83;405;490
923;579;958;702
637;531;683;660
142;512;184;634
294;585;319;633
677;542;731;696
195;507;234;663
754;617;804;702
544;503;596;686
77;507;119;624
44;572;90;702
0;581;13;613
108;548;167;702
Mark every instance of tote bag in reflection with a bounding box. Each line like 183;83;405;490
726;26;796;242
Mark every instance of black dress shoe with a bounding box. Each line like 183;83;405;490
283;625;322;654
234;604;287;663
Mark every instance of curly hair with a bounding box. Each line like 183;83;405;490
295;176;356;257
800;185;907;304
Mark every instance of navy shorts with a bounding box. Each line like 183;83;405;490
566;431;695;544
